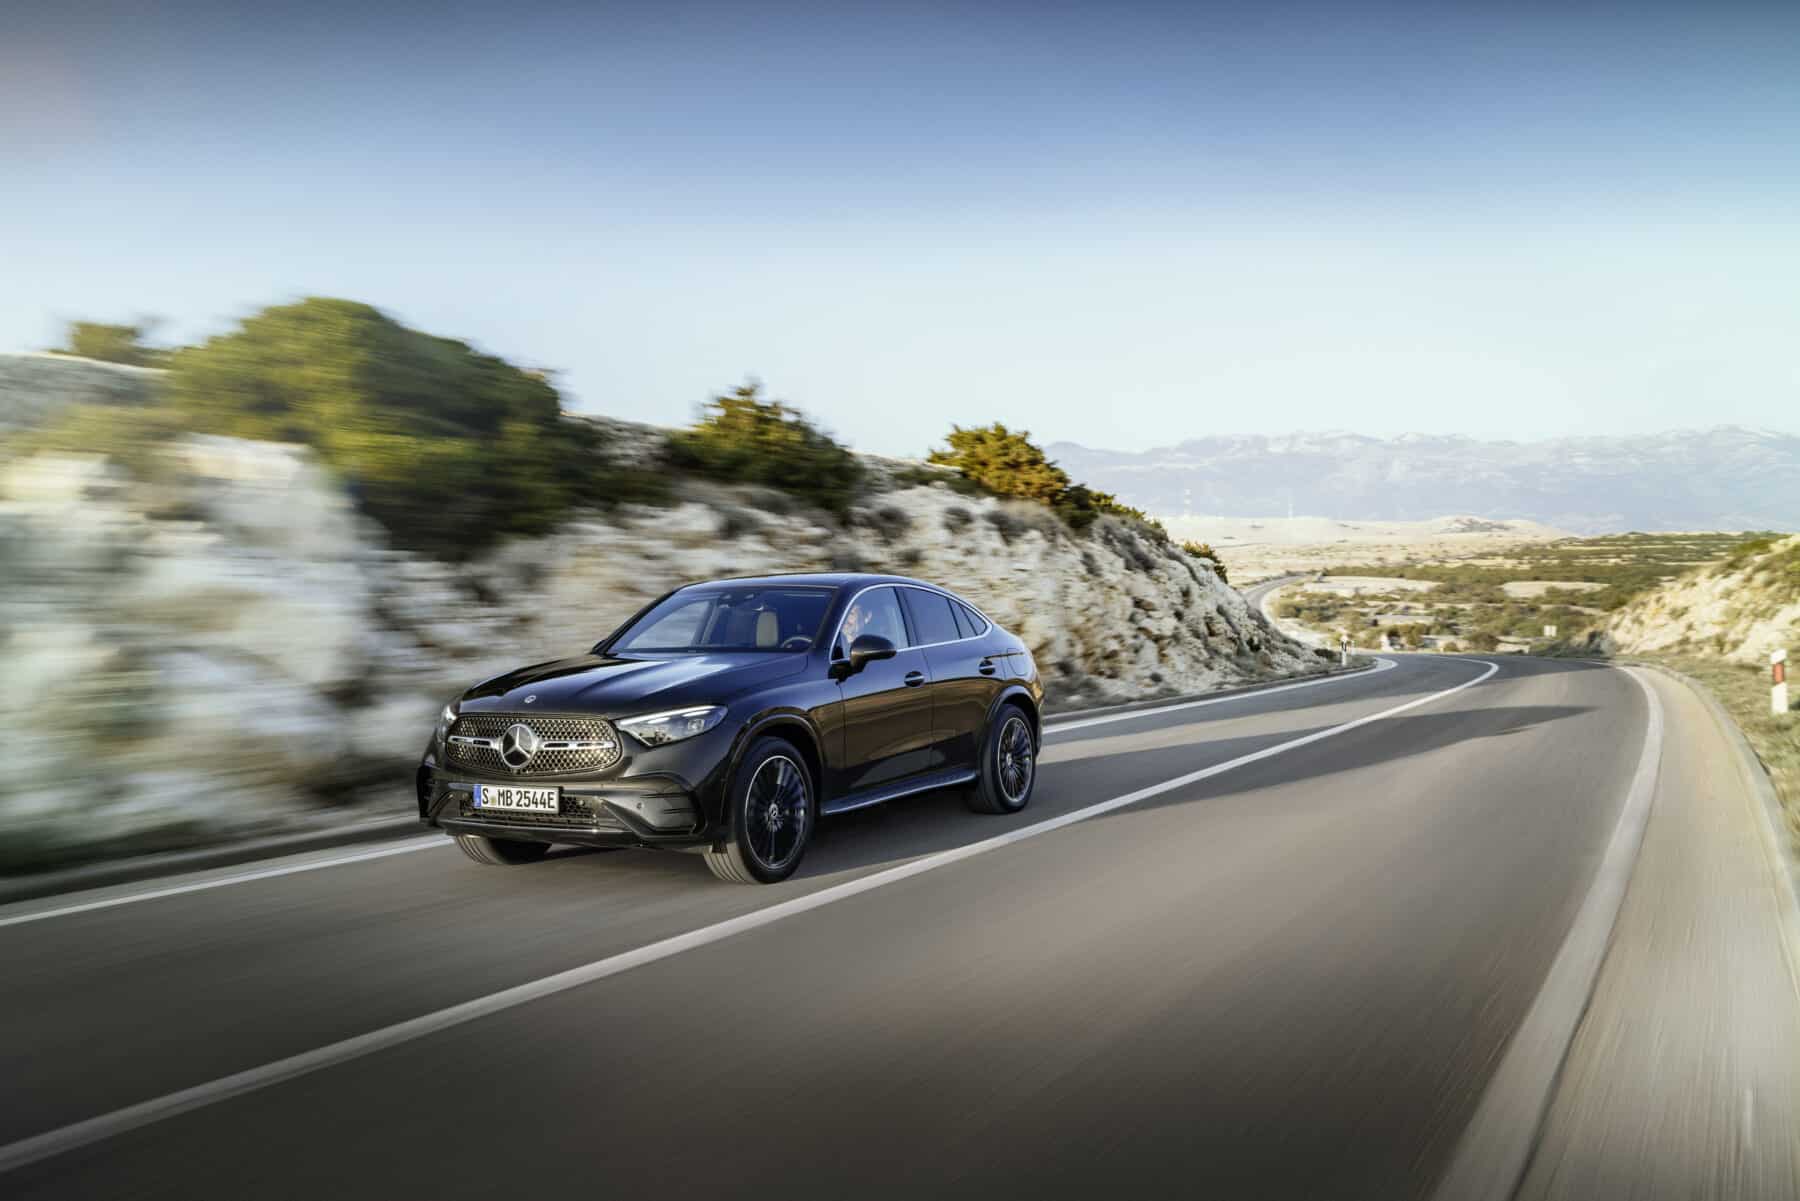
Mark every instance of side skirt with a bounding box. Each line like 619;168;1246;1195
820;768;980;816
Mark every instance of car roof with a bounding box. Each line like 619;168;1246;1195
681;571;935;591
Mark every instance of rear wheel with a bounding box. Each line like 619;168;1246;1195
965;704;1037;815
453;833;551;866
703;738;814;884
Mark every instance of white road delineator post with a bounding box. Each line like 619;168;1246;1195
1774;648;1789;717
1339;632;1351;666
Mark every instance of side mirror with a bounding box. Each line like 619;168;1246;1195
833;634;897;679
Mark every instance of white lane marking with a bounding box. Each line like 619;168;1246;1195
0;839;445;931
1046;657;1398;734
0;659;1399;929
1430;665;1664;1201
0;658;1500;1176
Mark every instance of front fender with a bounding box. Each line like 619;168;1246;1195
717;708;831;819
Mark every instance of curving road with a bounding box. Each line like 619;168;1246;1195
1245;571;1328;648
1;655;1796;1199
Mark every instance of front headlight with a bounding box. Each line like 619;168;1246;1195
616;705;727;747
435;703;458;743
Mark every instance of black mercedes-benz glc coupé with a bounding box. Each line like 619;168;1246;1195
417;573;1044;883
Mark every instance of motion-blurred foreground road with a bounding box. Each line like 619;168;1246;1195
3;656;1796;1199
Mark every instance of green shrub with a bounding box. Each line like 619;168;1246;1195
929;422;1160;538
51;320;171;368
665;382;863;515
164;297;576;556
1180;540;1229;583
928;423;1070;504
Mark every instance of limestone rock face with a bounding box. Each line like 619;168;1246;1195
0;352;158;434
0;431;1320;870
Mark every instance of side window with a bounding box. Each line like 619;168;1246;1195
838;587;910;652
956;602;988;637
901;589;961;645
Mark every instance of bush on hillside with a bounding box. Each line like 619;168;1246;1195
929;422;1160;536
665;382;863;516
1180;540;1229;583
165;298;579;555
51;320;171;368
928;422;1070;504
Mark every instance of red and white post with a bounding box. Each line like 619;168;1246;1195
1775;648;1790;717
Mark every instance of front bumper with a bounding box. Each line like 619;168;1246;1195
420;769;707;846
417;710;750;847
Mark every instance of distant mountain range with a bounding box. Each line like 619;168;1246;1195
1046;427;1800;534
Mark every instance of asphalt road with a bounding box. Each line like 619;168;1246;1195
1;654;1792;1199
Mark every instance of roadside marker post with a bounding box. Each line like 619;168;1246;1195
1775;649;1789;717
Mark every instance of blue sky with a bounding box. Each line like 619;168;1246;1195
4;0;1798;454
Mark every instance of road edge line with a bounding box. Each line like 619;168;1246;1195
0;658;1499;1177
0;839;446;931
0;817;424;908
1428;664;1664;1201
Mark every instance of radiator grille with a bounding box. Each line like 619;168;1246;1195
446;713;622;776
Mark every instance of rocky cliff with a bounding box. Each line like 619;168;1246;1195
0;352;158;433
0;368;1322;870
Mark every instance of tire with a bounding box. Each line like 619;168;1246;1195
965;703;1038;815
703;737;814;884
453;833;551;866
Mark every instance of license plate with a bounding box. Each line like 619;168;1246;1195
473;784;561;815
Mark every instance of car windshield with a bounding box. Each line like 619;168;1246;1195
608;587;836;654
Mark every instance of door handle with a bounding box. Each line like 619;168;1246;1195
978;662;997;675
903;671;926;687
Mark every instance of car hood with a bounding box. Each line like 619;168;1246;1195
458;652;809;717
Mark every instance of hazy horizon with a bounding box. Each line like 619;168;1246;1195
8;0;1800;455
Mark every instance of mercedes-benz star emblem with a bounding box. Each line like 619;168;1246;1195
499;723;541;771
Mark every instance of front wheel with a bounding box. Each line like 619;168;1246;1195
703;737;814;884
965;705;1037;815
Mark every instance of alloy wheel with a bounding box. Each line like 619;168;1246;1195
997;715;1035;804
746;754;810;871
